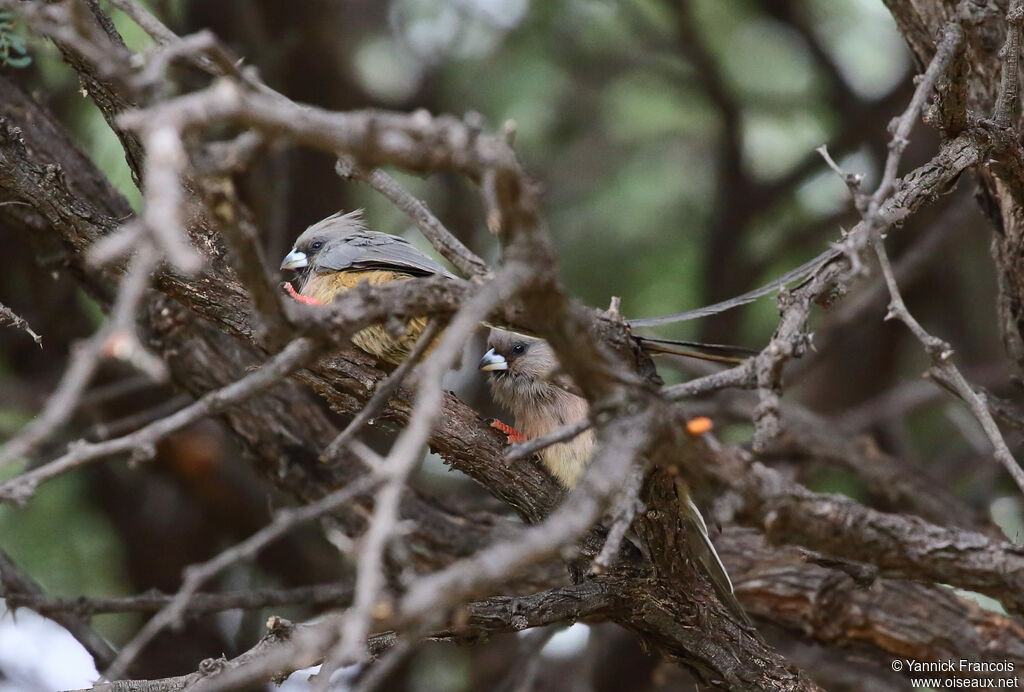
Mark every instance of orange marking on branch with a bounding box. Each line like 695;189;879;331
686;417;713;436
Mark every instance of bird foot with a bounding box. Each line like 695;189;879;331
487;419;526;444
282;282;325;306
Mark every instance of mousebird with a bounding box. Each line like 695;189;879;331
480;328;748;622
280;210;455;364
281;211;755;370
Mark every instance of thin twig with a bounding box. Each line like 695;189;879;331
5;582;354;618
867;20;964;217
104;0;177;44
319;320;443;464
208;186;291;346
591;462;646;573
0;247;162;473
399;415;652;625
0;300;41;346
337;156;489;278
809;5;1024;496
0;337;318;505
103;471;383;681
349;639;415;692
871;235;1024;495
140;124;203;273
333;267;525;665
496;626;561;692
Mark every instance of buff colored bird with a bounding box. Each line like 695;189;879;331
480;328;747;622
280;210;455;364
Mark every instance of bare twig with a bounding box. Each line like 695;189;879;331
627;247;841;327
140;124;203;273
336;156;489;278
333;267;526;665
349;639;415;692
505;417;592;462
0;547;117;669
0;300;41;345
867;20;964;217
0;246;163;473
319;321;443;464
399;414;652;625
5;582;354;619
591;463;646;573
103;471;383;681
993;1;1024;128
0;337;318;505
809;6;1024;496
205;184;291;346
104;0;177;45
871;236;1024;494
496;626;561;692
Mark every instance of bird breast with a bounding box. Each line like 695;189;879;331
488;375;594;487
301;270;426;365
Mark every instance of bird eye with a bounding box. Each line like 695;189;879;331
512;343;526;355
310;241;324;251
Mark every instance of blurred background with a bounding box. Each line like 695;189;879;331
0;0;1016;690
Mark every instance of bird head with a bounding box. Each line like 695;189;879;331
479;329;557;383
280;210;367;274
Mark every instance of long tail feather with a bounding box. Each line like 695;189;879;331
637;337;759;355
636;336;755;365
678;489;752;626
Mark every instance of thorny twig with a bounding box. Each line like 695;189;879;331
872;236;1024;494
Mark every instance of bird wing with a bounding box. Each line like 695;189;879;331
318;231;457;278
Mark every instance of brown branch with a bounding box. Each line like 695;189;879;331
732;459;1024;616
0;337;318;505
993;1;1024;128
319;320;442;463
720;529;1024;668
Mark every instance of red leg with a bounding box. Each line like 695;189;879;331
282;282;326;306
488;419;526;444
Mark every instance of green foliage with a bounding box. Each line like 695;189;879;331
0;10;31;69
0;471;131;640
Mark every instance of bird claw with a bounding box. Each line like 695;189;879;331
281;282;325;306
486;418;525;444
